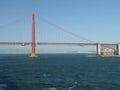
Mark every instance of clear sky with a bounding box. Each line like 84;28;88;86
0;0;120;53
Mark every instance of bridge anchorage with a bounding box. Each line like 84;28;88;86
97;43;120;56
0;14;120;57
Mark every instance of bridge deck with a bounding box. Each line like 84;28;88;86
0;42;116;46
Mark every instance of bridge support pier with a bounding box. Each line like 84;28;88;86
97;43;101;56
117;43;120;56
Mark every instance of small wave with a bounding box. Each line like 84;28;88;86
87;55;97;57
43;88;57;90
68;81;78;89
0;84;8;90
42;74;51;77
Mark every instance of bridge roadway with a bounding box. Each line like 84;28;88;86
0;42;116;46
0;42;120;56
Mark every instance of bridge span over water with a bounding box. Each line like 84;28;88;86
0;14;120;57
0;41;120;57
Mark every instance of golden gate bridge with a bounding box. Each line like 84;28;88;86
0;14;120;57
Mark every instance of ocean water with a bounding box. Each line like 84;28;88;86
0;54;120;90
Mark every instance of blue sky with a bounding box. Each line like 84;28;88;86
0;0;120;53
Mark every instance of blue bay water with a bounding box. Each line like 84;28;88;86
0;54;120;90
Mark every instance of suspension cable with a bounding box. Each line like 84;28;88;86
0;15;30;30
36;15;95;43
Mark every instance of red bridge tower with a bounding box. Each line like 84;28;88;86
30;14;36;57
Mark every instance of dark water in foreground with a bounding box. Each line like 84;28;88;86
0;54;120;90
